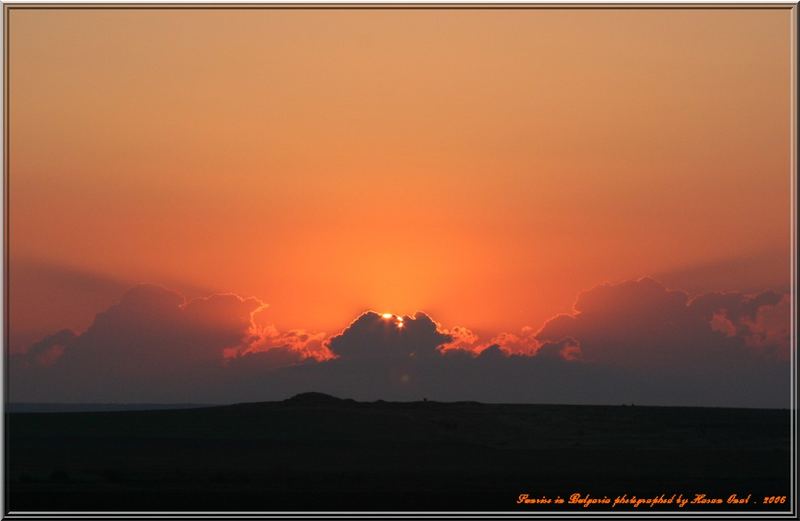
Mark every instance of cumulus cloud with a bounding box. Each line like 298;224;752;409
482;327;542;357
739;294;791;359
687;290;790;360
226;324;333;373
438;325;480;354
23;329;76;367
10;284;327;401
328;312;451;360
53;285;264;372
536;338;582;361
536;277;789;368
9;278;792;407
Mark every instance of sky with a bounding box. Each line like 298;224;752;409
6;7;794;406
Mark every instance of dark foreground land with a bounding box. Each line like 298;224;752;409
7;393;792;512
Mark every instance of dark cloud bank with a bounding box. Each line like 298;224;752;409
10;278;791;408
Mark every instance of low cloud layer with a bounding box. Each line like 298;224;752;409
10;278;791;408
537;278;790;368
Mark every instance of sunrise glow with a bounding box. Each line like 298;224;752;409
4;6;794;515
5;7;791;412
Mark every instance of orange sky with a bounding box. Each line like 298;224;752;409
7;7;793;351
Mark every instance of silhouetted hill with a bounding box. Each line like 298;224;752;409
283;391;354;405
7;399;790;512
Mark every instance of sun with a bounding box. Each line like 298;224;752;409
381;312;405;328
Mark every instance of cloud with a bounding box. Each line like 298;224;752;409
9;284;327;400
9;278;791;407
689;290;791;361
438;325;480;354
8;257;221;354
23;329;76;367
689;289;784;324
224;346;318;376
482;327;541;357
648;248;790;295
536;338;582;361
328;311;451;360
738;294;790;360
248;327;332;360
55;285;264;371
226;325;333;373
536;277;789;368
439;326;545;358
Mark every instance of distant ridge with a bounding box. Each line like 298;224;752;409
7;403;216;413
283;392;353;405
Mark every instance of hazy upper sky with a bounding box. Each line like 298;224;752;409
8;7;793;352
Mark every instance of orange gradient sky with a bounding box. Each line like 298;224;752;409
8;7;793;351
